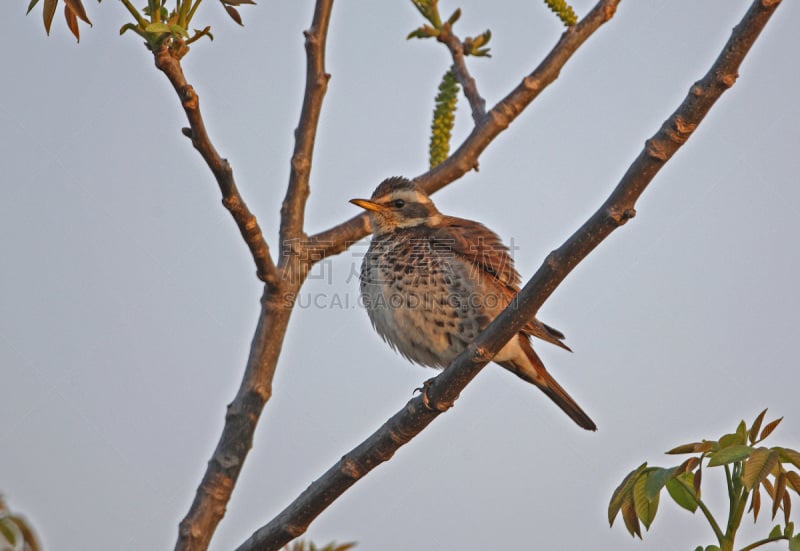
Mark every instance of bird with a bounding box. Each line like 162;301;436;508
350;176;596;431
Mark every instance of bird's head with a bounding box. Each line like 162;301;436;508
350;177;442;235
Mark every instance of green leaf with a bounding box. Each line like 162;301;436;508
406;25;438;40
743;448;780;491
0;520;17;545
707;445;754;467
119;23;138;35
720;431;746;449
736;419;748;441
463;29;491;57
786;522;795;538
790;534;800;551
750;408;768;444
410;0;442;28
667;443;700;455
787;471;800;495
609;463;647;526
769;524;782;538
633;473;660;529
778;448;800;470
5;515;39;551
26;0;42;15
644;467;675;501
620;491;642;538
704;546;721;551
446;8;460;25
667;442;712;455
169;24;189;37
144;22;171;33
666;474;698;513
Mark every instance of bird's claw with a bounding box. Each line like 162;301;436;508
414;378;436;410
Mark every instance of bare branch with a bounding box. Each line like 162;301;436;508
279;0;333;252
153;44;279;288
309;0;621;258
175;288;296;551
233;0;783;548
169;2;335;548
438;22;486;124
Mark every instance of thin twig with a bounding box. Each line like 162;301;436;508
739;535;789;551
308;0;621;258
278;0;333;253
233;0;782;548
119;0;149;27
675;476;726;544
438;22;486;124
153;44;279;287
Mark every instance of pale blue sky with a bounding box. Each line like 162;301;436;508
2;1;799;550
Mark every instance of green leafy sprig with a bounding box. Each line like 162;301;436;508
26;0;253;48
407;0;491;57
610;409;800;551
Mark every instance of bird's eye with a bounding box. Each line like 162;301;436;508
393;199;405;208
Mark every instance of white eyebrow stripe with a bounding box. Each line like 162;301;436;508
412;190;431;204
379;189;424;203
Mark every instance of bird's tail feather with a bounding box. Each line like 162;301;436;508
500;336;596;431
526;320;572;352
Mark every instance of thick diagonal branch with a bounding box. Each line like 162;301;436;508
233;1;782;549
309;0;620;258
154;44;278;287
279;0;333;251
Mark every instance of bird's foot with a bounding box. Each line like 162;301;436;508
414;377;453;412
414;378;436;410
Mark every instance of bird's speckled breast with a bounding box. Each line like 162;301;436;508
359;229;502;368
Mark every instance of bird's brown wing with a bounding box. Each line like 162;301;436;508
429;216;521;290
428;216;571;351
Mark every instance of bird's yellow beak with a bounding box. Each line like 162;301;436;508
350;198;385;212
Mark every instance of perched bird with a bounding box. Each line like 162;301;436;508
351;176;596;431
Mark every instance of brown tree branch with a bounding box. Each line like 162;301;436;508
175;289;296;551
153;44;279;288
232;0;783;548
308;0;621;258
171;2;335;549
438;22;486;124
279;0;333;251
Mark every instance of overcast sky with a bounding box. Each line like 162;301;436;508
2;1;799;550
